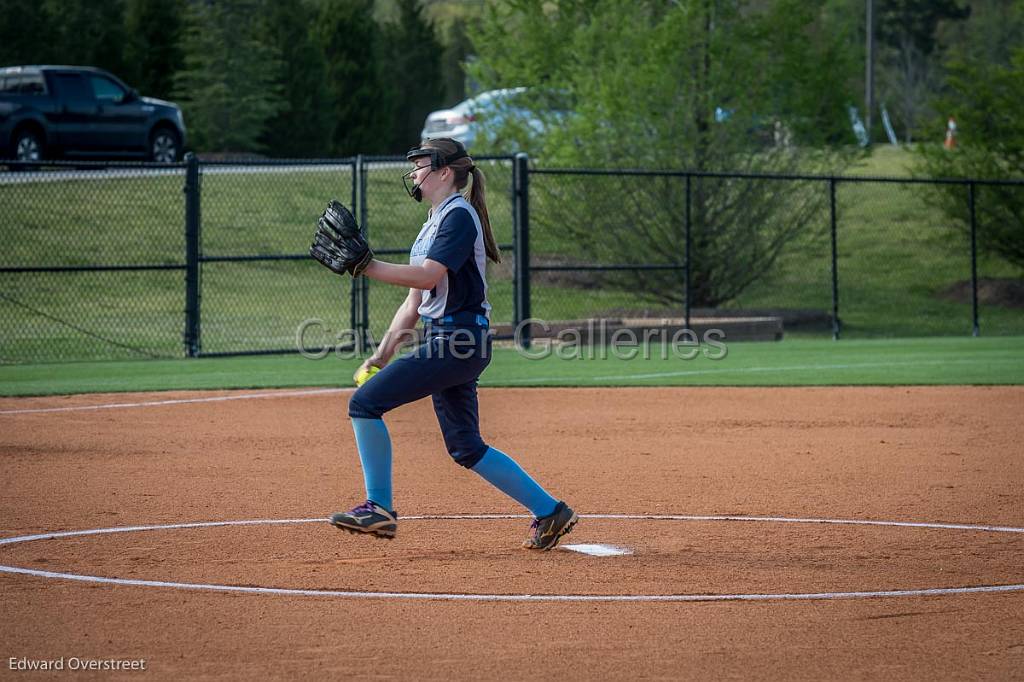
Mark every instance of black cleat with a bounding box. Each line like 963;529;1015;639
330;500;398;539
523;501;578;551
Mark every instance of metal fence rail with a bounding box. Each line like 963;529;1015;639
525;166;1024;342
1;154;1021;364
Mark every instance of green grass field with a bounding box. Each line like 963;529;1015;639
1;336;1021;397
1;148;1021;365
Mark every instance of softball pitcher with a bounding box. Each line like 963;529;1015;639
310;137;577;550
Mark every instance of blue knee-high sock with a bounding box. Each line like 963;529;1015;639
351;417;392;510
471;447;558;518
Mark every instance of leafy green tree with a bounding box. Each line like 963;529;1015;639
257;0;332;157
313;0;385;155
918;47;1024;270
123;0;185;98
173;0;285;153
741;0;862;146
469;0;857;307
378;0;445;151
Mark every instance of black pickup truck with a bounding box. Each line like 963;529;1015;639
0;65;187;163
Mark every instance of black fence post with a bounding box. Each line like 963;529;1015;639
511;158;520;327
513;152;531;348
684;174;692;331
354;154;369;354
968;181;980;337
349;159;359;344
183;152;202;357
829;177;840;340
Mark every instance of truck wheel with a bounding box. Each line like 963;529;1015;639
13;129;43;162
150;128;180;163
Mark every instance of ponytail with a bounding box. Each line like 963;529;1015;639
466;166;501;264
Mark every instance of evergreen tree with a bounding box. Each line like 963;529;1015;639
123;0;185;98
173;0;285;153
257;0;332;157
313;0;385;155
43;0;128;75
378;0;445;151
0;0;56;65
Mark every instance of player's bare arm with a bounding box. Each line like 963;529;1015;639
363;258;447;291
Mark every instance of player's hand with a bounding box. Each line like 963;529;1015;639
354;359;382;387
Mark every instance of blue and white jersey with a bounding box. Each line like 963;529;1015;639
409;193;491;322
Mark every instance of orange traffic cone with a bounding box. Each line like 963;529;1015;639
944;116;957;150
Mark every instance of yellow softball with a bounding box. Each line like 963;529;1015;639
354;365;380;387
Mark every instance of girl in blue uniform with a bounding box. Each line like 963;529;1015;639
329;137;577;550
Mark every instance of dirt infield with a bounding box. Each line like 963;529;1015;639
2;386;1023;680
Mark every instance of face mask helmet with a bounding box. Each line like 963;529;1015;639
402;138;469;202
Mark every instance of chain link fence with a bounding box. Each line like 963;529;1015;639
527;168;1024;341
1;163;187;362
0;158;359;363
1;156;1021;364
194;159;356;356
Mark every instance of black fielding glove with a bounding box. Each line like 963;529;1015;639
310;200;373;277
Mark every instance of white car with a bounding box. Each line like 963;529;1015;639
419;88;545;152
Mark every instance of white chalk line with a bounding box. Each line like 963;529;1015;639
0;387;352;415
2;515;1022;603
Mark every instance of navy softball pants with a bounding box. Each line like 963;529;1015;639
347;332;492;469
